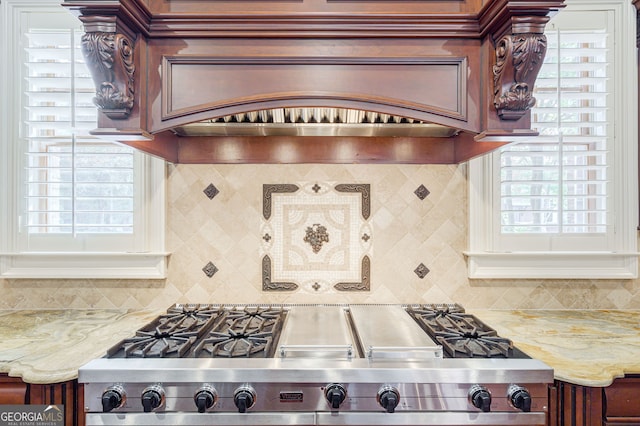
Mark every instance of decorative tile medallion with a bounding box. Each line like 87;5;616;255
414;184;430;200
203;183;219;200
414;263;430;279
261;182;372;292
203;261;219;278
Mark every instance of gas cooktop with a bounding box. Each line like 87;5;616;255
104;303;528;360
80;304;553;425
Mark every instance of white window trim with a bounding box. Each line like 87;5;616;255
0;0;168;279
466;0;638;279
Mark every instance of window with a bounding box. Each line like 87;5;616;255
467;0;638;279
0;0;166;278
23;26;136;248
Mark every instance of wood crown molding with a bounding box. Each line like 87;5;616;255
62;0;152;36
63;0;565;39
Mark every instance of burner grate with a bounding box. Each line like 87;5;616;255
193;307;286;358
119;330;198;358
433;327;513;358
106;304;222;358
406;304;515;358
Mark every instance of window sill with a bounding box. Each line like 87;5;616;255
464;251;639;279
0;253;169;279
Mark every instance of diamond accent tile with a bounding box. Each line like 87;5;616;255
203;183;219;200
414;263;430;279
202;261;219;278
414;184;430;200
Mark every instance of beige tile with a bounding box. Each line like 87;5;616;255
7;164;640;310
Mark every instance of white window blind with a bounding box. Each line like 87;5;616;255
1;1;166;278
466;0;637;279
24;28;136;236
492;9;616;254
500;25;609;235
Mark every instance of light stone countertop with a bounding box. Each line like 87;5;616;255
0;309;161;384
1;309;639;387
471;309;640;387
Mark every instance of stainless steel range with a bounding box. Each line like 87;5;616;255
80;304;553;426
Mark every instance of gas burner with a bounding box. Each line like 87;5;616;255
407;303;466;318
106;304;222;358
431;326;513;358
193;307;286;358
194;330;275;357
406;304;515;358
407;304;489;334
160;304;223;332
115;328;199;358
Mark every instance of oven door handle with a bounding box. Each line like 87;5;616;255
366;345;443;360
279;344;354;359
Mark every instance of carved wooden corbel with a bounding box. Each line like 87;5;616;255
81;27;135;119
493;31;547;121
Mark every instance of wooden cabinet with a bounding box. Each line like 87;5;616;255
549;380;604;426
549;376;640;426
0;374;27;404
0;374;84;426
603;376;640;425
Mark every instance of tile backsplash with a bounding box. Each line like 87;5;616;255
2;163;639;310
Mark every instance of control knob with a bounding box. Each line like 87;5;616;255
194;386;217;413
233;385;256;413
141;385;165;413
508;385;532;412
101;385;125;412
377;386;400;413
468;385;492;412
324;384;347;409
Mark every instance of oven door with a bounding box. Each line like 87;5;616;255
86;411;547;426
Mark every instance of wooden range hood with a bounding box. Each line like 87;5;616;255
62;0;565;164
